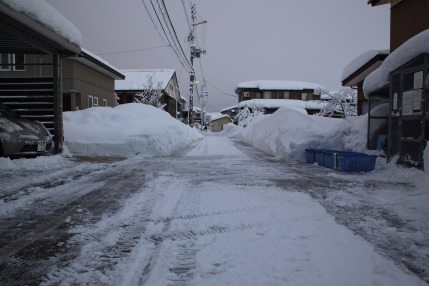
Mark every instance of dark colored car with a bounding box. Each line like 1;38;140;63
0;103;53;157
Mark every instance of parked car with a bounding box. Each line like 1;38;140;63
0;103;53;157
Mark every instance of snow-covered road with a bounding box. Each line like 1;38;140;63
0;133;427;285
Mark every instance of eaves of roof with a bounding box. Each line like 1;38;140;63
342;53;389;86
367;0;391;6
0;1;80;55
76;50;125;80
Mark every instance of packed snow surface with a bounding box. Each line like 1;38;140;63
0;0;82;46
63;103;203;157
236;80;325;91
1;105;428;285
364;29;429;95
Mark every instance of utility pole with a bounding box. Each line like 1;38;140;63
199;80;208;129
187;3;206;126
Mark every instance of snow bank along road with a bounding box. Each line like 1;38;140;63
0;133;427;285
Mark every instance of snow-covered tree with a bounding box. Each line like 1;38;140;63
114;93;120;106
234;103;265;127
133;74;166;109
315;87;357;119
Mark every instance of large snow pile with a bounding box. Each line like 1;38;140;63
364;29;429;95
236;108;368;161
63;103;203;157
0;0;82;46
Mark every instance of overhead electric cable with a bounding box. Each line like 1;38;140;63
207;81;237;97
96;45;170;55
141;0;166;41
181;0;192;30
157;0;192;70
148;0;192;72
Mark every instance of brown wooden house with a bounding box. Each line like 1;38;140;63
362;0;429;168
341;50;389;115
0;0;81;153
235;80;326;115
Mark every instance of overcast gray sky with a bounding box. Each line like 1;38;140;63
46;0;389;112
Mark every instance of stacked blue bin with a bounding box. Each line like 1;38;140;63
305;148;377;172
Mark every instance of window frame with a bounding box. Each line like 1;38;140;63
12;54;26;71
0;53;11;71
88;95;94;108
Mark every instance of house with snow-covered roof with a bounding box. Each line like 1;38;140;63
359;0;429;169
115;69;182;119
0;0;126;153
235;80;326;115
341;50;389;115
0;0;77;153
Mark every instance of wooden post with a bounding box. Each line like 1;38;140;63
52;54;63;154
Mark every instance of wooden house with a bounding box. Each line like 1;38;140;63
363;0;429;168
115;69;182;119
235;80;326;115
0;0;81;153
0;50;125;111
341;50;389;115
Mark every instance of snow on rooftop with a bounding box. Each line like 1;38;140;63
115;69;175;91
238;99;327;111
236;80;325;91
210;113;230;121
341;49;389;82
220;105;238;113
364;29;429;96
0;0;82;46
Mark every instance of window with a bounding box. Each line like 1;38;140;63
243;92;250;98
302;93;308;101
0;53;11;71
13;54;25;71
88;95;94;107
263;91;272;99
284;91;290;99
103;99;107;107
93;96;99;107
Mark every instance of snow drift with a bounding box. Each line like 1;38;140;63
236;108;368;161
63;103;203;157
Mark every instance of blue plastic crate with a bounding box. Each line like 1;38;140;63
323;151;356;169
336;153;377;172
305;149;317;164
314;149;327;166
313;149;337;167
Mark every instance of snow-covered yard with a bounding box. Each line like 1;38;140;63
1;104;428;285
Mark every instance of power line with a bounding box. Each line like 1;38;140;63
158;0;191;70
142;0;193;73
181;0;192;30
207;80;237;97
96;45;170;56
141;0;166;42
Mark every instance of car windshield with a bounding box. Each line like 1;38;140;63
0;104;19;118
